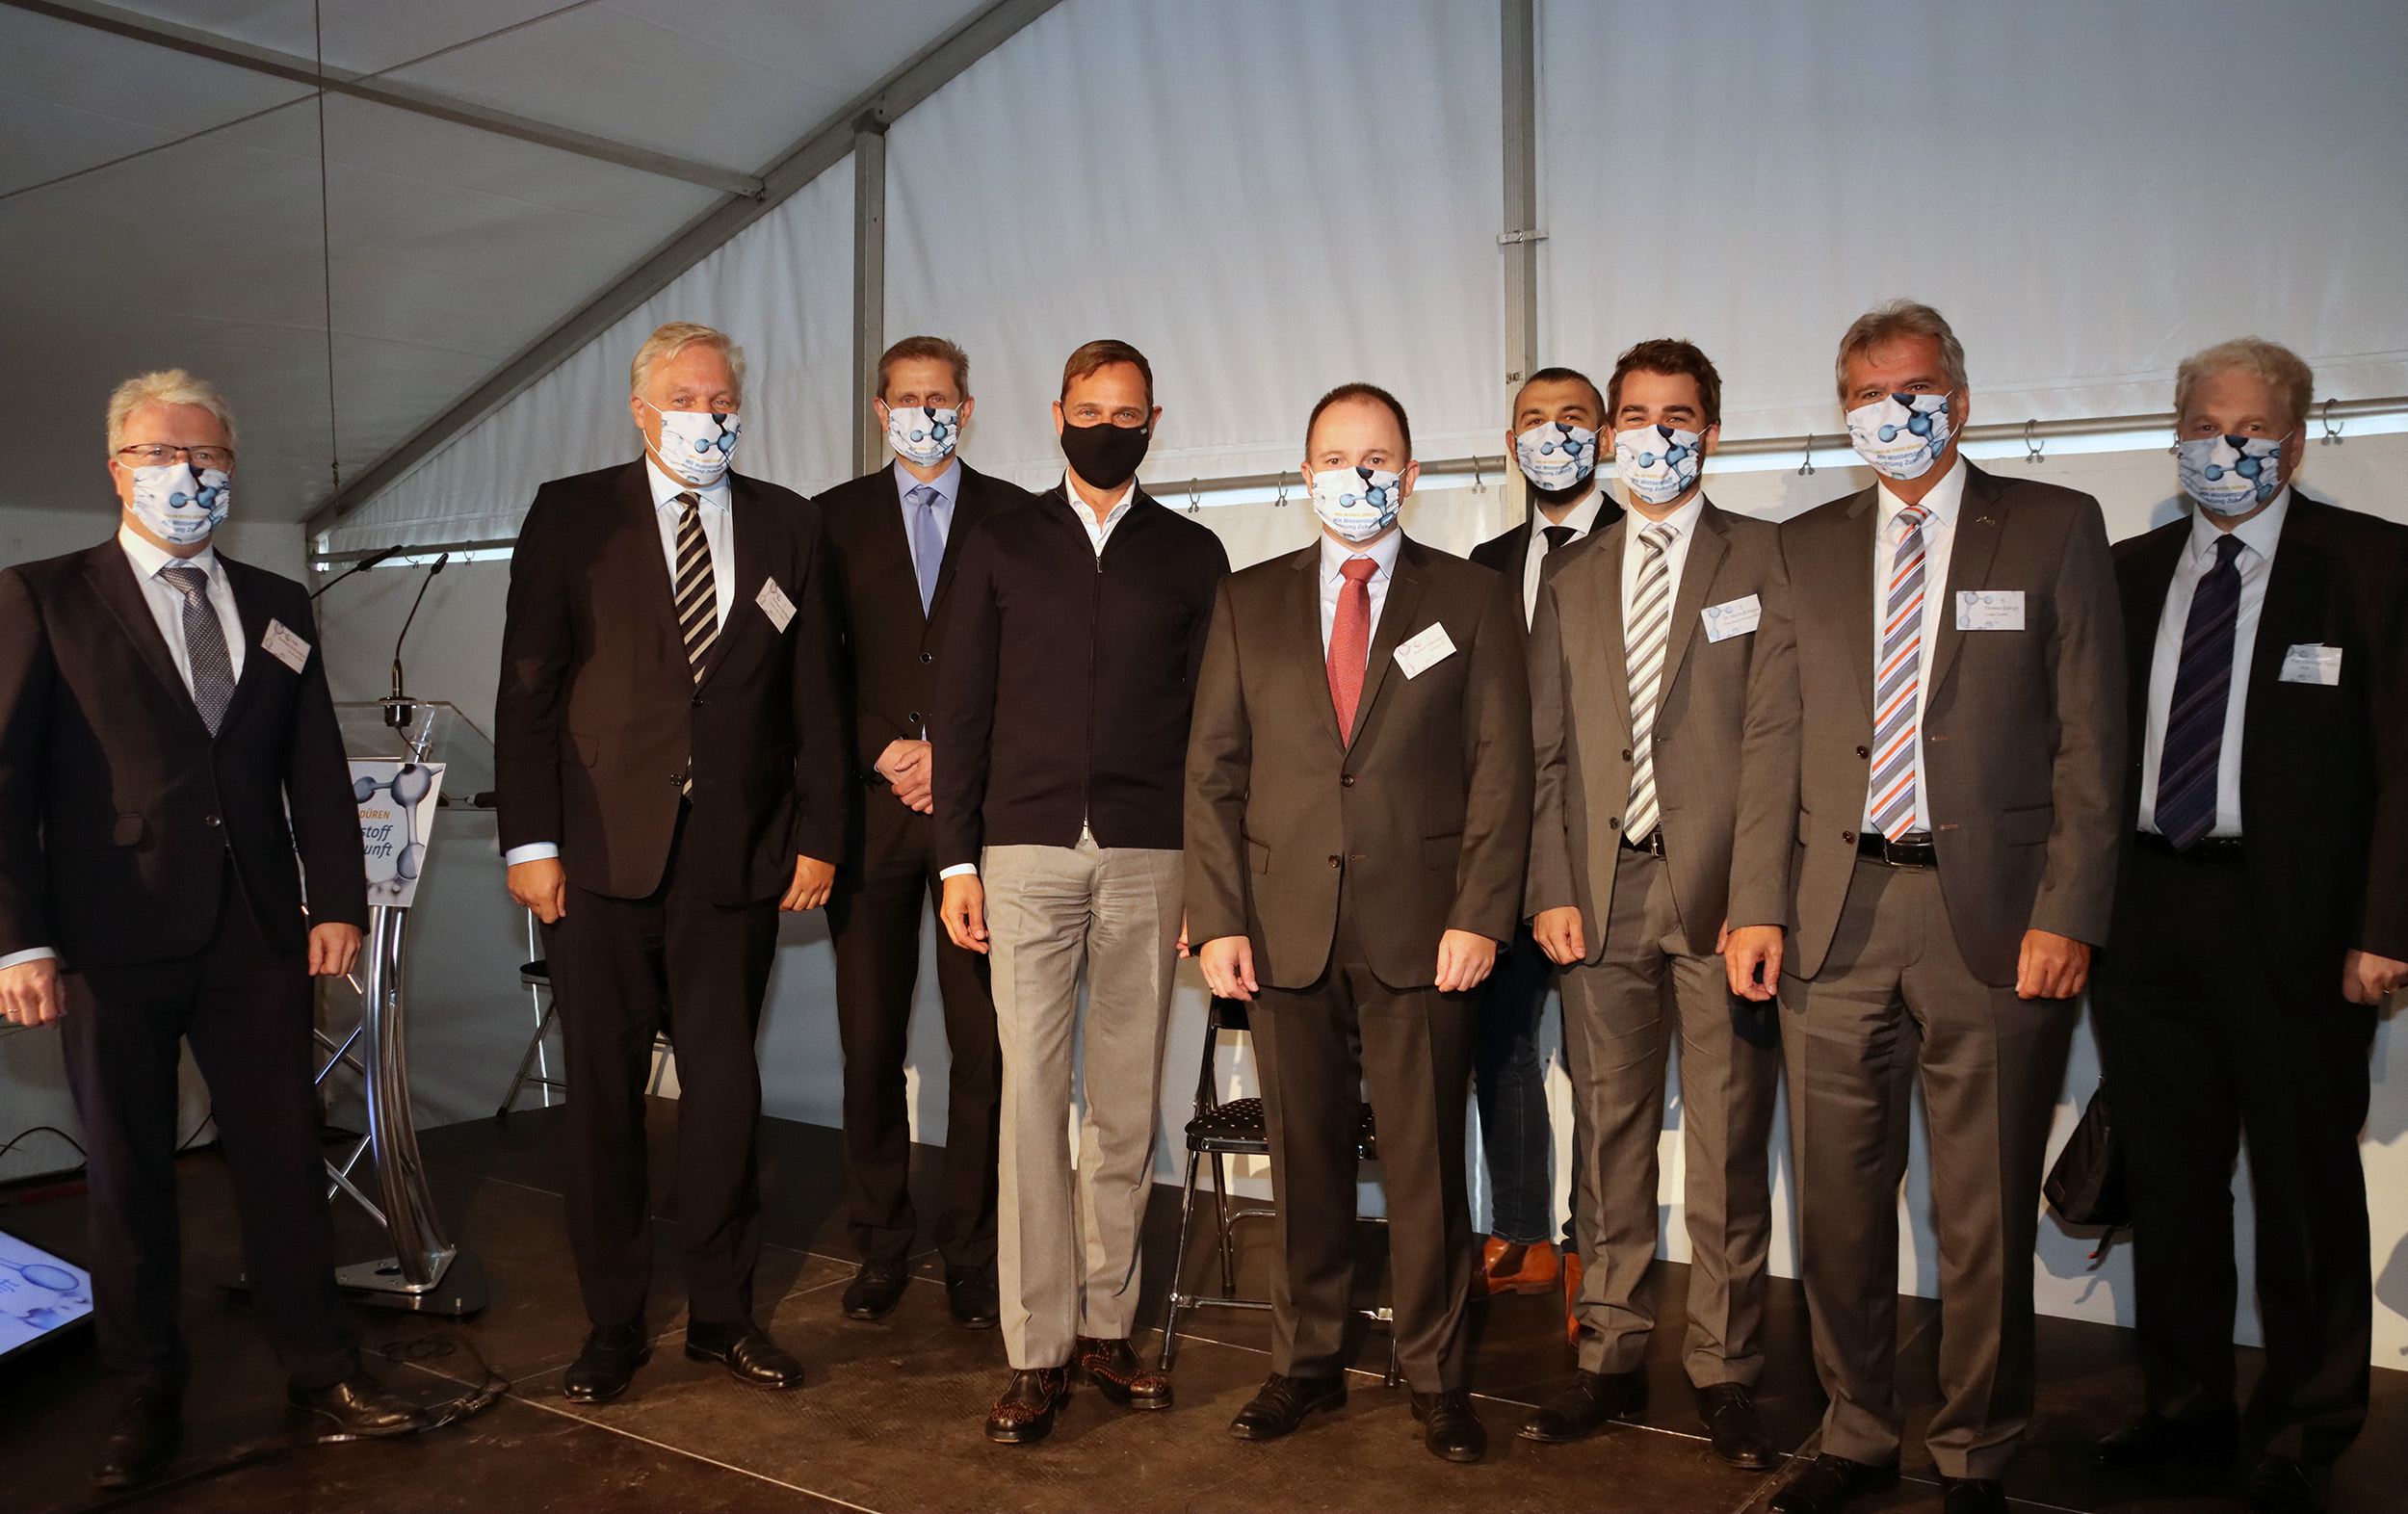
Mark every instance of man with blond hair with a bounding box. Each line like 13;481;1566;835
1;371;431;1486
497;322;850;1403
2089;338;2407;1514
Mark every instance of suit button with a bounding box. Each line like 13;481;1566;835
1621;748;1633;762
1855;745;1869;759
909;711;922;723
693;694;704;707
1608;817;1621;830
1842;829;1857;844
204;815;221;828
1341;774;1355;787
1327;855;1342;869
672;773;686;787
920;652;933;664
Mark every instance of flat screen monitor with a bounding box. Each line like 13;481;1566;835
0;1227;93;1362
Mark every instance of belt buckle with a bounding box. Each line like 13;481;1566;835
1881;832;1932;868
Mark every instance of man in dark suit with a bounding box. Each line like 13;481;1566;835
1463;364;1621;1309
819;335;1026;1329
2090;339;2407;1514
1189;382;1532;1464
1729;303;2126;1514
0;370;429;1489
496;323;849;1404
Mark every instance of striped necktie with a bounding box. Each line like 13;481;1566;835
673;492;718;680
2155;533;2246;850
1622;523;1677;842
1869;503;1931;837
160;563;235;735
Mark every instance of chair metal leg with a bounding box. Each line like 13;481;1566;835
1161;1147;1205;1370
1211;1151;1236;1295
1385;1325;1401;1390
496;999;558;1118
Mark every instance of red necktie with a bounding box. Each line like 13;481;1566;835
1326;557;1378;744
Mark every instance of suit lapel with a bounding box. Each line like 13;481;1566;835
83;543;205;730
1926;466;2004;701
1282;547;1347;750
928;465;996;622
212;561;276;734
1657;501;1730;710
617;463;686;676
2242;498;2328;753
2122;525;2185;734
1568;521;1633;740
1835;486;1881;725
694;476;768;691
1349;538;1430;746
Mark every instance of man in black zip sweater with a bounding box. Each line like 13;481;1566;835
934;340;1228;1445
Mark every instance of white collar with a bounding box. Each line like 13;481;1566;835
2186;485;2290;563
1062;474;1136;526
1534;484;1610;539
118;521;220;582
1320;526;1404;584
1624;490;1708;546
1874;454;1968;533
645;456;730;511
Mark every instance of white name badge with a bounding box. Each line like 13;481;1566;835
2280;643;2343;685
755;576;797;633
1700;593;1762;642
1955;589;2025;631
261;618;311;673
1393;621;1457;679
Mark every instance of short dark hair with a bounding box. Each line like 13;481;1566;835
1306;382;1413;459
877;335;969;399
1608;339;1724;429
1512;365;1606;424
1061;339;1154;407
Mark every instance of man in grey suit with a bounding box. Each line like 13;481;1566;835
1727;302;2125;1514
1516;340;1793;1471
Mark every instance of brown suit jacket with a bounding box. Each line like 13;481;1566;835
1186;535;1532;990
1756;463;2125;986
1528;499;1797;959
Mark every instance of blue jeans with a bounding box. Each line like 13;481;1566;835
1472;923;1569;1246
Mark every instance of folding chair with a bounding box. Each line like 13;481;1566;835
497;914;673;1117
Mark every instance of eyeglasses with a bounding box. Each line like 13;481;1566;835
118;443;234;470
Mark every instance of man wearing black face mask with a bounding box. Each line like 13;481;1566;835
934;340;1229;1445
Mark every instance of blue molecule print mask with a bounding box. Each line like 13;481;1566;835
2178;434;2284;516
646;401;741;487
1612;425;1704;509
126;461;230;546
1845;392;1953;482
885;405;960;468
1310;465;1406;543
1514;421;1598;492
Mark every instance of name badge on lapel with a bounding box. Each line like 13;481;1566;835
1700;594;1761;642
261;618;311;673
2279;643;2342;685
755;577;797;633
1393;621;1457;678
1954;589;2025;631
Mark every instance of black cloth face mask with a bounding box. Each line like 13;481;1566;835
1060;419;1152;492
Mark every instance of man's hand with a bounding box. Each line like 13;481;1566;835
1724;925;1785;1002
1532;906;1585;966
1199;936;1258;1001
0;957;64;1027
507;857;568;924
877;738;934;815
307;923;362;979
1177;914;1191;958
2344;949;2408;1006
781;854;838;912
1435;929;1499;994
940;874;989;954
2016;928;2090;1000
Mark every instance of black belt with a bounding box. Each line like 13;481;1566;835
1619;827;1666;858
2136;831;2246;864
1858;831;1937;868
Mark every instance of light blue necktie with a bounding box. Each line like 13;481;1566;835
905;483;944;614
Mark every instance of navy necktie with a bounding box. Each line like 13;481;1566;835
2156;533;2246;850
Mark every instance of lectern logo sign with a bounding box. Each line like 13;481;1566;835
352;760;444;906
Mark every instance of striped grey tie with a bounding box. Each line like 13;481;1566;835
1623;523;1678;843
673;492;718;680
160;563;235;735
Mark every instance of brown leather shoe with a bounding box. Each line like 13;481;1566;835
1075;1335;1172;1410
1475;1236;1561;1297
985;1367;1070;1445
1562;1246;1584;1344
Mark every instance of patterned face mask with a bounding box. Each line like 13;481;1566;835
1845;392;1953;481
126;461;230;544
885;405;960;468
1514;421;1598;492
1612;424;1704;507
646;401;740;486
1310;465;1405;542
2177;434;2284;515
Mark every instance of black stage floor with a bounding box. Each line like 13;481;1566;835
1;1104;2398;1513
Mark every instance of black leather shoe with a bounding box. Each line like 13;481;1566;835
1229;1372;1346;1441
1768;1453;1902;1514
2093;1410;2238;1471
984;1367;1070;1445
1939;1475;2009;1514
842;1260;911;1320
1410;1389;1488;1464
1695;1382;1775;1469
563;1323;651;1404
1076;1335;1172;1410
1517;1368;1648;1443
947;1266;1000;1329
2244;1454;2332;1514
685;1321;805;1389
287;1371;431;1438
92;1388;180;1489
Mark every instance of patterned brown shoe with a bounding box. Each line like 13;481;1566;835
1075;1335;1173;1410
984;1367;1071;1445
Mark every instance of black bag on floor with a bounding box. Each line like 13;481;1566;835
2044;1080;2127;1229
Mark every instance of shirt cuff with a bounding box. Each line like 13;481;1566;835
504;843;561;866
938;864;978;880
0;947;58;971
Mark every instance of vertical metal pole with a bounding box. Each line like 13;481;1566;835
851;115;891;479
1500;0;1539;527
360;905;453;1285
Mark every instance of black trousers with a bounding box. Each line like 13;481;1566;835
1251;899;1476;1393
542;820;780;1330
2091;844;2374;1465
826;804;999;1268
60;867;357;1395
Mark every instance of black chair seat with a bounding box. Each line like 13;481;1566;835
519;958;549;986
1184;1097;1376;1160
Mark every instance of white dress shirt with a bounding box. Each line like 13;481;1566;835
1617;492;1708;643
1520;485;1611;628
1861;456;1969;834
2137;488;2290;838
1318;527;1404;658
1063;473;1136;556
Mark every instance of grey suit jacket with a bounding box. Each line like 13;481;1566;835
1528;499;1798;959
1753;463;2125;986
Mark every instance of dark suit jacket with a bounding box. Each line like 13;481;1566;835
0;540;367;969
1470;494;1626;643
818;460;1032;848
1186;535;1533;990
1764;463;2126;986
2109;494;2408;1008
495;461;850;904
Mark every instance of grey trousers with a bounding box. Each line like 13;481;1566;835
982;838;1182;1370
1779;857;2078;1480
1561;845;1781;1385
